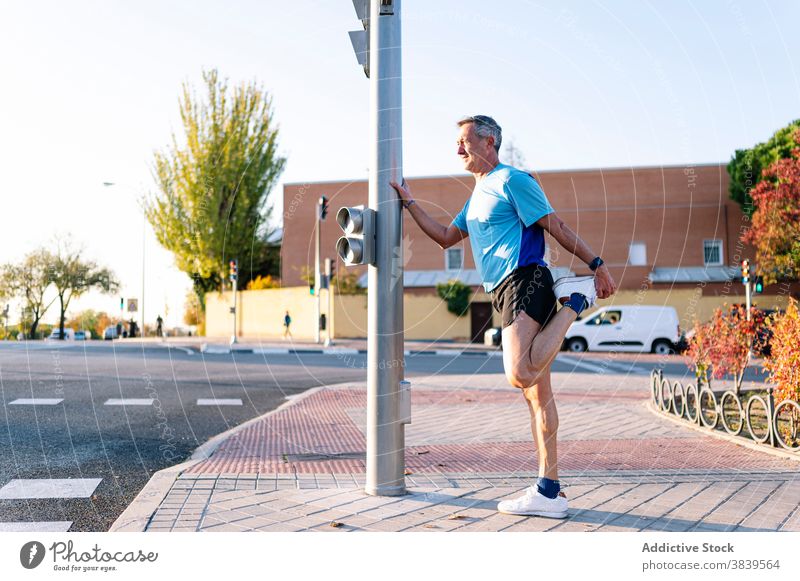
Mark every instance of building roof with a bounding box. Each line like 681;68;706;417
648;266;739;283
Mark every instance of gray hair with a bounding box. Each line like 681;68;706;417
457;115;502;152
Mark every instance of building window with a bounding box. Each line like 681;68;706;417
445;248;463;271
628;242;647;266
703;239;723;266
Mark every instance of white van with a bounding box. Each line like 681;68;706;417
48;328;75;341
563;305;680;355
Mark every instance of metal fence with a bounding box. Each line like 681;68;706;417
650;369;800;453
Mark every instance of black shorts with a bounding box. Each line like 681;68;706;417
490;264;558;328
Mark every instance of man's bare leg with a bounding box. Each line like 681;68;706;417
523;366;557;480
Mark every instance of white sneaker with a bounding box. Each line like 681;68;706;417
553;275;597;308
497;486;568;518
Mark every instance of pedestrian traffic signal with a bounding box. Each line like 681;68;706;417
319;196;329;221
229;259;238;281
741;259;750;284
754;276;764;294
336;205;376;266
309;281;315;295
348;0;370;78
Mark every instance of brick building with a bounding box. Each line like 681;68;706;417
279;162;799;341
282;163;753;293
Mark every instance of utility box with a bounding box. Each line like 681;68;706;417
484;327;501;346
398;380;411;424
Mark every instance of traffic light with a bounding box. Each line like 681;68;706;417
741;259;750;284
754;276;764;294
348;0;370;78
309;280;315;295
336;205;376;266
229;259;238;281
319;196;329;221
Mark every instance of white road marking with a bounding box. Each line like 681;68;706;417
0;521;72;532
0;478;102;500
555;355;607;373
197;399;243;406
9;399;64;405
252;348;289;354
104;399;154;406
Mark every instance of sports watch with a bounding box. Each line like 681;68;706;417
589;256;604;271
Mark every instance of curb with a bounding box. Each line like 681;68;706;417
198;344;503;357
644;400;800;464
110;383;347;532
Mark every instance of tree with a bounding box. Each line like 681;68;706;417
0;249;57;340
66;309;113;339
436;280;472;317
49;238;119;340
741;129;800;284
502;138;527;169
763;299;800;405
183;289;203;326
145;69;286;306
727;119;800;214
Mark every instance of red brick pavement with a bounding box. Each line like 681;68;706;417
184;388;797;475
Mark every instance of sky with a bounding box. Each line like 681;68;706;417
1;0;798;328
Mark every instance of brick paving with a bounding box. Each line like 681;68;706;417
113;371;800;533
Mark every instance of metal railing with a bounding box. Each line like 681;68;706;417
650;369;800;453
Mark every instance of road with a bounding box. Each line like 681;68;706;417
0;341;765;531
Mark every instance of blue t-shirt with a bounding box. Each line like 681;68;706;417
452;163;554;292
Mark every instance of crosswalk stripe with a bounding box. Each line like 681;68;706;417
0;521;72;532
104;399;154;406
0;478;102;500
9;399;64;405
197;399;243;406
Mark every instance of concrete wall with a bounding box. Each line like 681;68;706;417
206;285;792;341
206;287;475;341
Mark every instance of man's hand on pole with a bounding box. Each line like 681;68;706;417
390;179;414;207
594;264;617;299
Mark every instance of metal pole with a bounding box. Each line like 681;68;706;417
324;258;333;347
745;280;751;320
231;276;238;344
365;0;405;496
315;209;321;344
142;213;146;337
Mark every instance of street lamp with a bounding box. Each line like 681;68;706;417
103;182;146;337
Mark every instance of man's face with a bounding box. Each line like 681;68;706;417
456;122;494;172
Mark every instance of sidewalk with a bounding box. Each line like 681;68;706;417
112;371;800;533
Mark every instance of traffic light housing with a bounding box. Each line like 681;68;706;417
229;259;238;281
336;205;376;266
319;196;329;221
754;276;764;294
741;259;750;284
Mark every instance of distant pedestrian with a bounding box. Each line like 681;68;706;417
283;311;292;339
156;315;164;338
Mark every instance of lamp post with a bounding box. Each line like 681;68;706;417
104;182;146;336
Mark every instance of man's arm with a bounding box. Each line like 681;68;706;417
536;212;617;299
390;180;468;249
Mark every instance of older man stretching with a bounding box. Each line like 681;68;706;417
391;115;616;517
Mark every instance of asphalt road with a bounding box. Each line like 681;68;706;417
0;341;764;531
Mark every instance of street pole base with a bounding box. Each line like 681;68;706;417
364;483;407;497
229;336;238;345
